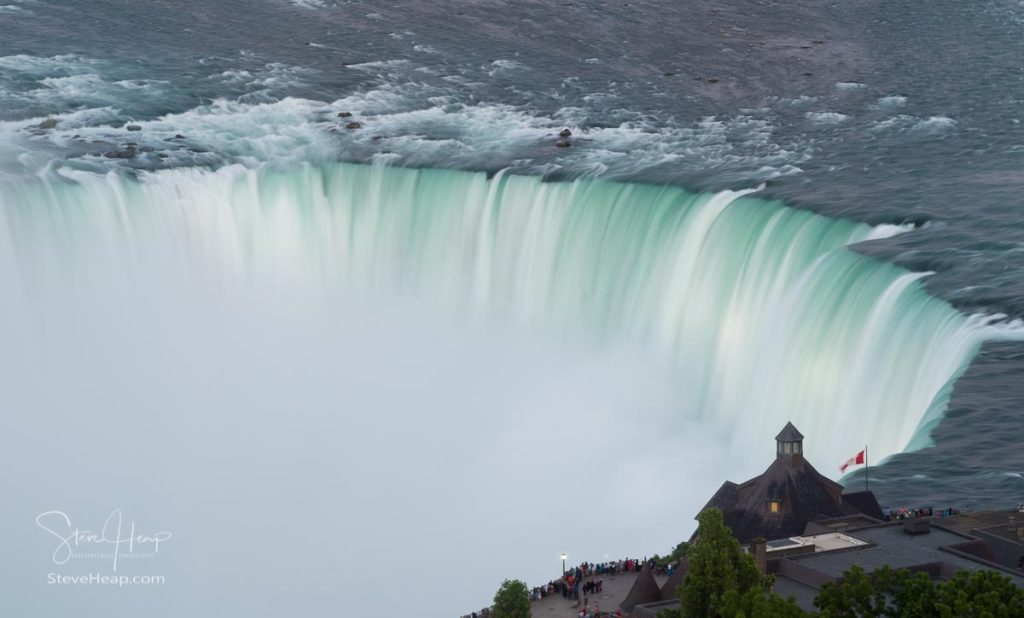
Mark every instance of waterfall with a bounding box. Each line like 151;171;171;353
0;162;991;468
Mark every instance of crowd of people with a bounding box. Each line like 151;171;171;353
462;557;654;618
883;506;962;520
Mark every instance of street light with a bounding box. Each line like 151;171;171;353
561;553;567;576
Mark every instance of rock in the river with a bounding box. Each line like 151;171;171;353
555;139;571;148
126;124;142;131
337;111;353;118
559;128;572;137
345;121;363;129
104;146;137;159
37;118;58;130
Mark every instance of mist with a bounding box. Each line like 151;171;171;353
0;222;729;616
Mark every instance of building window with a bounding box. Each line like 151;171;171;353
770;501;781;513
783;443;793;454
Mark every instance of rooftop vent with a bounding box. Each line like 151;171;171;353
903;519;931;535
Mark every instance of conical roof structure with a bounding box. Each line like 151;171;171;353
775;421;804;442
619;562;662;612
658;559;687;601
695;422;883;543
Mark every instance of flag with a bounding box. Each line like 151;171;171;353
840;449;865;473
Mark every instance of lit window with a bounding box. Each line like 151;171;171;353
770;501;780;513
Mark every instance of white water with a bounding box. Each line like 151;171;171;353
0;162;1007;616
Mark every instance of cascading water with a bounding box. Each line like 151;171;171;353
0;162;995;467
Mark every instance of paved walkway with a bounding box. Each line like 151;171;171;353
530;572;669;617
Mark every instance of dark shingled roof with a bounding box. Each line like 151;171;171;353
775;421;804;442
840;491;885;521
719;455;848;542
619;563;661;612
695;423;885;544
700;481;739;513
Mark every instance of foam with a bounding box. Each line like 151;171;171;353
806;111;850;124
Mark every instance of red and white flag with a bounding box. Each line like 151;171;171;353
839;449;865;473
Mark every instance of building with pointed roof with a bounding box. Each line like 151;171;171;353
626;425;1024;617
618;562;662;613
695;422;884;544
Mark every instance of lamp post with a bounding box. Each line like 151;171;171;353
561;553;567;576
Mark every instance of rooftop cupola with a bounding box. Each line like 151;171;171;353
776;422;804;460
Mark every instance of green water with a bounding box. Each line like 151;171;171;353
0;162;985;467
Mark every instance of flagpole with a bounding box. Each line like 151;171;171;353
864;445;869;492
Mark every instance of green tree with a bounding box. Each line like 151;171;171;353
815;565;1024;617
933;569;1024;617
680;508;778;617
492;579;530;618
654;541;691;568
815;564;894;617
816;564;944;617
888;568;937;616
720;585;808;617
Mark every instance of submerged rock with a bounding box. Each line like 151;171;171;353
103;146;137;159
559;128;572;137
37;118;58;130
172;134;185;140
337;111;353;118
345;121;363;129
707;77;720;83
126;124;142;131
555;140;571;148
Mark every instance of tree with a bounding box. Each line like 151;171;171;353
722;586;808;618
654;541;691;568
680;508;776;617
933;569;1024;617
815;564;1024;617
492;579;530;618
815;565;906;617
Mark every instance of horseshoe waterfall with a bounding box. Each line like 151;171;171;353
0;162;987;466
